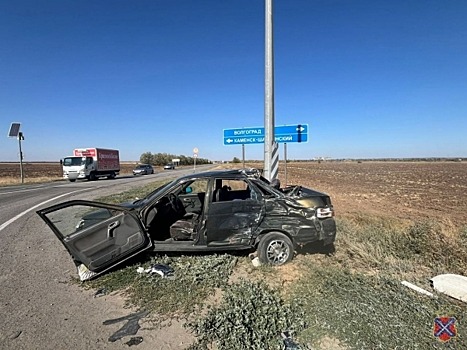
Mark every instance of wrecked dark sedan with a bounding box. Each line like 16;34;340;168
37;169;336;280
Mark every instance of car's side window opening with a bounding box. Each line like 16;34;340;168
148;179;209;242
44;205;115;238
212;178;259;202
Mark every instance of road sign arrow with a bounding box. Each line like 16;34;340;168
296;126;305;132
226;139;233;143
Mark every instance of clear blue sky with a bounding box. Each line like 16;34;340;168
1;0;466;162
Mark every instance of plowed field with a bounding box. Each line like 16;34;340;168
280;161;467;226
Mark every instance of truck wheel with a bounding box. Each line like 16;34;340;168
69;179;76;182
257;232;294;265
107;172;116;179
89;172;97;181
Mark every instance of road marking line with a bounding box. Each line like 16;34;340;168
0;189;90;232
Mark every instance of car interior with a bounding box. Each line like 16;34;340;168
147;178;257;243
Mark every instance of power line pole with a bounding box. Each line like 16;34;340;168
264;0;278;181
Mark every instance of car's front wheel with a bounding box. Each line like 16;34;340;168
257;232;294;265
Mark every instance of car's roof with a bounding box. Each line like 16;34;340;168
176;168;262;181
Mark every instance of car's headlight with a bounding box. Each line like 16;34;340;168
316;207;334;218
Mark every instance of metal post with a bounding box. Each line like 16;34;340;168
264;0;277;181
284;143;287;186
18;132;24;183
194;157;196;172
242;144;245;168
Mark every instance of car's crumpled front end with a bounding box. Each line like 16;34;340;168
282;185;334;216
277;185;336;246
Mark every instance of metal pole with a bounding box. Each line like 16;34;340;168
264;0;276;181
194;157;196;172
284;143;287;186
242;144;245;168
18;132;24;183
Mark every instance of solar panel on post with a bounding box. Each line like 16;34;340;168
8;123;21;137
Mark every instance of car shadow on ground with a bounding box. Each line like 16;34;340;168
296;241;335;257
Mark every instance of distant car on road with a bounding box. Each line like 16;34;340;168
133;164;154;175
36;168;336;281
164;163;176;170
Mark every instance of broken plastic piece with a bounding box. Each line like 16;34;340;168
401;281;435;298
94;288;107;298
77;264;98;281
251;257;261;267
125;336;143;346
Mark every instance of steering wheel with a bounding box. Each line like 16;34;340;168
167;193;183;213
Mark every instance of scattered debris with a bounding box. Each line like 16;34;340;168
401;281;434;298
137;263;174;278
249;253;261;267
104;310;148;342
251;257;261;267
94;288;107;298
125;336;144;346
9;331;22;340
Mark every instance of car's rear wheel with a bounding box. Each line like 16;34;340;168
257;232;294;265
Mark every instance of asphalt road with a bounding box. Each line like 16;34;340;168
0;165;215;350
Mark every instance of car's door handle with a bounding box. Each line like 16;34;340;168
107;221;120;237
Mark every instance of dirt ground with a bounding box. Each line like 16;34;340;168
1;160;466;349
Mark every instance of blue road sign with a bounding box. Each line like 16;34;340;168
223;124;308;145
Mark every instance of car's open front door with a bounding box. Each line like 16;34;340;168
37;200;152;277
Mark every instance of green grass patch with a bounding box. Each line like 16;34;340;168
187;279;307;350
85;254;238;319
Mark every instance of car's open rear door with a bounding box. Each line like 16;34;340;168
37;200;152;278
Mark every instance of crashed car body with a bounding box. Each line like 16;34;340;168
37;169;336;280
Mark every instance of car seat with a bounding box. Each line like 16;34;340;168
169;211;201;240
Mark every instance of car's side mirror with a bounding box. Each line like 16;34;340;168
185;187;193;194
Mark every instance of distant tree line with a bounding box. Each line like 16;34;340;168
139;152;211;166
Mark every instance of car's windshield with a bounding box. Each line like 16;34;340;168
143;180;174;201
63;157;85;166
